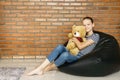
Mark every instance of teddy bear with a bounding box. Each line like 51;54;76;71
66;25;86;56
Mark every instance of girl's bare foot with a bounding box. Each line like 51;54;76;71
27;68;43;76
43;63;58;73
27;59;51;76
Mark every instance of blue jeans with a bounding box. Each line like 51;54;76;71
47;45;79;67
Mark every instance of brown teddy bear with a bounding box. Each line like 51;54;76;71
66;25;86;56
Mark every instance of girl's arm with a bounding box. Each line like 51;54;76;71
71;38;94;50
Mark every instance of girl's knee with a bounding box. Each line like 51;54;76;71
57;44;64;48
56;44;65;49
61;52;69;59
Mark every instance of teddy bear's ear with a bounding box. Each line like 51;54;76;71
68;33;73;38
72;25;76;29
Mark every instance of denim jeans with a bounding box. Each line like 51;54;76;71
47;45;79;67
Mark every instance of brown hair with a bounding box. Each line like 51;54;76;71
82;17;94;23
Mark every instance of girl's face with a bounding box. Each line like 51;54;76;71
83;19;94;33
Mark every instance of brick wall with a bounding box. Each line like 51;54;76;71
0;0;120;59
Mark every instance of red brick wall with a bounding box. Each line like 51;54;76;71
0;0;120;58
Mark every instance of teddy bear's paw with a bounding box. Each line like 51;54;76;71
70;48;79;56
66;46;70;50
70;50;77;56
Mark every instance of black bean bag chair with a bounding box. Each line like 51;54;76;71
58;31;120;77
